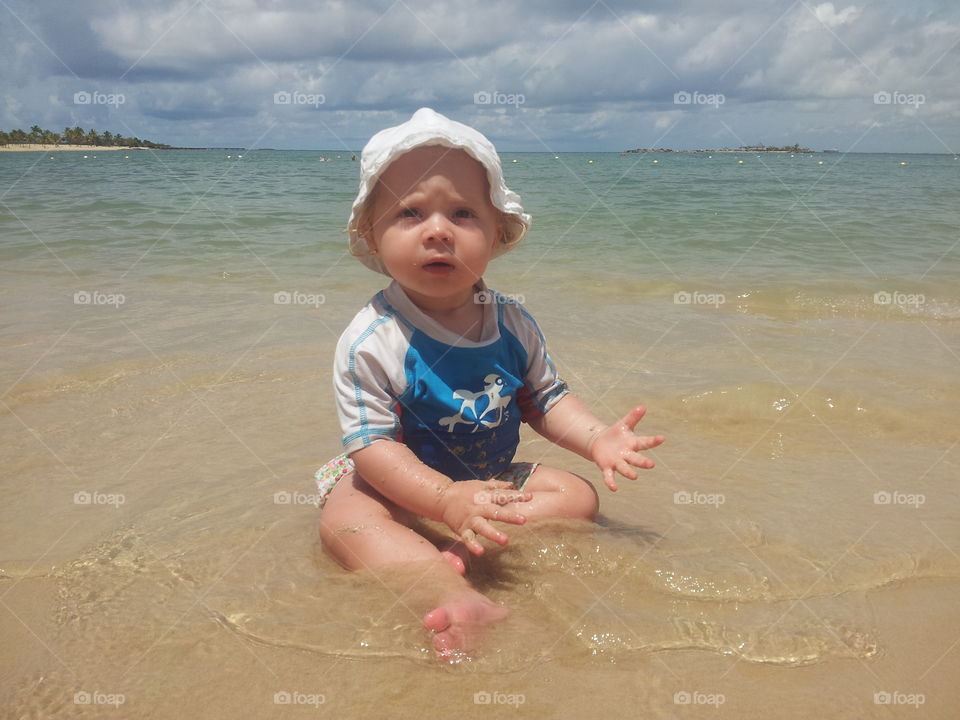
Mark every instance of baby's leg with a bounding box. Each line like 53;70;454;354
516;466;600;521
319;469;439;570
318;471;507;659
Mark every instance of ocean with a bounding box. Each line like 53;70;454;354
1;148;958;718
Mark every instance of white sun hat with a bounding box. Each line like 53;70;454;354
347;107;531;276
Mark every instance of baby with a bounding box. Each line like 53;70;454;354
317;108;664;660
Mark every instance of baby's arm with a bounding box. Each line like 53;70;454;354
526;394;665;492
351;440;531;555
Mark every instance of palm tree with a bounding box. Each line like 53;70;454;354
62;126;83;144
2;125;168;148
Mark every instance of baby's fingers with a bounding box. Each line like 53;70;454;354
626;451;656;470
482;503;527;526
459;528;485;555
603;467;618;492
635;434;666;451
468;519;511;549
618;406;647;432
616;458;640;480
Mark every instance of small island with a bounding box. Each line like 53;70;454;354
0;125;173;151
621;143;814;154
0;125;246;152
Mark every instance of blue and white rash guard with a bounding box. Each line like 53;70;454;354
334;280;569;481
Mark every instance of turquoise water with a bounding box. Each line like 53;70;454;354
2;150;957;291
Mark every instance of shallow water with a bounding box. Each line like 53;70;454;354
2;149;959;718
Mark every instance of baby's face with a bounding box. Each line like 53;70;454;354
367;146;502;309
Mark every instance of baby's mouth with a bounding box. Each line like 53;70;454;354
422;259;456;273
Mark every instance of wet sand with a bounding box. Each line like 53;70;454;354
2;264;958;718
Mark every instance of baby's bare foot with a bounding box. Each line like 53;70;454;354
422;592;508;661
439;541;471;576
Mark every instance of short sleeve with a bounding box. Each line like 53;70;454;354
503;302;569;421
333;310;408;454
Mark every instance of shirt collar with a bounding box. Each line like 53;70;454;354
382;279;500;347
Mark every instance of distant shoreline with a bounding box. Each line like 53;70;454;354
3;145;947;156
0;144;247;153
620;148;815;154
0;144;149;152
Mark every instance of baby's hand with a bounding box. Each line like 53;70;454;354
438;480;531;555
589;406;665;492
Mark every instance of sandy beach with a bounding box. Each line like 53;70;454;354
0;143;150;152
1;149;957;719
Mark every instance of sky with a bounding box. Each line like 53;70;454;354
1;0;958;153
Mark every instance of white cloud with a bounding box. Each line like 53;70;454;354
653;110;683;131
813;2;860;28
678;18;749;73
0;0;957;152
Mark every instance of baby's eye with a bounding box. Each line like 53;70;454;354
399;207;420;218
453;208;474;219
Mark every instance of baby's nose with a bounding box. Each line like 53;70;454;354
424;212;453;241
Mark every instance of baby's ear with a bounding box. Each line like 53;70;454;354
357;218;372;241
357;188;379;241
497;211;509;246
356;208;375;244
